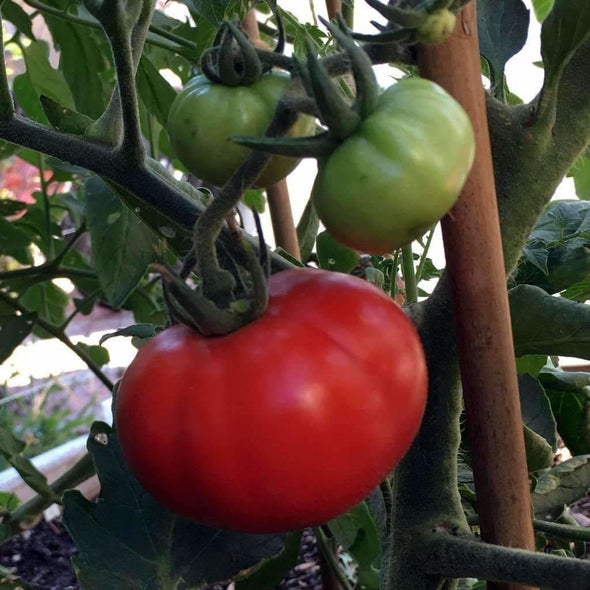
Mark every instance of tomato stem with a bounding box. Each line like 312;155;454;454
401;243;418;303
305;38;361;140
320;15;380;119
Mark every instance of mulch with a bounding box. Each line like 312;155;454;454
0;521;323;590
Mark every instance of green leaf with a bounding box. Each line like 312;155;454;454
541;0;590;87
20;282;69;330
40;95;94;135
569;151;590;199
477;0;529;91
510;284;590;359
0;426;60;503
316;230;360;274
85;176;156;308
136;56;177;129
243;189;266;214
0;491;20;511
22;40;74;110
532;0;555;22
532;454;590;519
523;423;554;472
236;531;302;590
0;216;33;257
0;199;27;217
76;342;111;368
99;324;157;345
181;0;232;26
518;374;558;451
539;367;590;455
0;313;36;363
296;195;320;264
328;502;380;589
43;9;109;119
1;0;36;40
516;355;548;377
63;422;287;590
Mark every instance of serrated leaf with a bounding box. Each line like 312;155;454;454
85;177;156;308
0;313;36;363
532;455;590;519
63;422;287;590
510;284;590;359
518;374;558;451
478;0;529;90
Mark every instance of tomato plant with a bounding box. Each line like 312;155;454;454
167;71;315;188
115;268;427;533
313;78;475;254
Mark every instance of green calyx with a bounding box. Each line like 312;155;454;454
153;219;270;336
352;0;456;46
231;17;381;161
200;20;263;87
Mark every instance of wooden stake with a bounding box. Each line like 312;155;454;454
416;5;536;590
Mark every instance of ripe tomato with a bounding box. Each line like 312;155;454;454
167;71;315;188
313;77;475;254
115;269;427;533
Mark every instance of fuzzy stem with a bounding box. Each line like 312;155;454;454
8;452;95;532
325;0;341;20
194;103;298;301
0;9;14;120
0;115;292;273
0;292;113;392
423;532;590;589
401;243;418;303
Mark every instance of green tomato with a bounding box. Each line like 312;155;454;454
313;77;475;254
167;71;315;188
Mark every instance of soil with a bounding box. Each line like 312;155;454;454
0;522;323;590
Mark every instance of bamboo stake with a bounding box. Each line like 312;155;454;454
325;0;341;20
243;9;302;261
416;5;536;590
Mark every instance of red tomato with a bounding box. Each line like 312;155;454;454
115;269;427;533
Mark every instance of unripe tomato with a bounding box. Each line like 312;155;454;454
116;269;427;533
167;72;315;188
313;78;475;254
